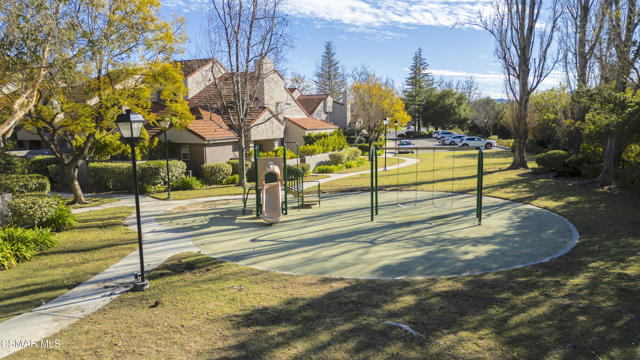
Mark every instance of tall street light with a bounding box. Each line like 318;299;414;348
116;109;149;292
383;117;388;171
159;117;172;200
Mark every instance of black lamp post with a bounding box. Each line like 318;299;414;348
394;119;399;156
159;117;172;200
116;109;149;292
383;117;388;171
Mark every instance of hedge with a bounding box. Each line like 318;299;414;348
0;152;28;174
7;195;59;229
88;161;186;192
0;227;56;270
0;174;50;194
536;150;570;173
227;160;250;175
28;156;58;177
202;163;232;185
171;176;204;190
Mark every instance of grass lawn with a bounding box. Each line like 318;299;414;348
331;156;404;174
66;197;119;209
9;151;640;359
0;207;136;321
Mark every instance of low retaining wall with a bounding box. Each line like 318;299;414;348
301;152;338;170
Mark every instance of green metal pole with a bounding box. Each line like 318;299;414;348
255;144;260;218
370;145;374;222
375;146;378;215
283;142;287;215
477;147;483;225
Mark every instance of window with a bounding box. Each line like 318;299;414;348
180;145;190;160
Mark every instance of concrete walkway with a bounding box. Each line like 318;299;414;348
0;155;417;358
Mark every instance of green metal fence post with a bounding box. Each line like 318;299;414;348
255;144;260;218
283;142;288;215
370;146;374;222
375;146;378;215
476;147;483;225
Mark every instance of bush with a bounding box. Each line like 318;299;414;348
42;201;77;232
0;152;28;174
88;161;186;192
0;174;50;194
0;227;56;270
171;176;204;190
7;195;59;229
557;154;585;177
46;164;67;189
299;144;322;157
536;150;570;173
620;166;640;194
404;131;429;138
202;162;232;185
28;156;58;177
227;160;251;176
138;160;186;188
303;130;348;153
222;174;239;185
328;151;347;165
356;143;371;154
314;165;338;174
294;163;310;176
344;147;362;162
88;163;132;192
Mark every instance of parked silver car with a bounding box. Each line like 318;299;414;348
459;137;497;149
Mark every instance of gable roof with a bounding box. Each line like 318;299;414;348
297;94;329;115
175;58;228;79
147;106;237;141
285;117;338;131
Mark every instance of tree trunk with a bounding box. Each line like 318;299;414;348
508;138;528;169
238;132;247;188
65;162;87;204
595;134;619;184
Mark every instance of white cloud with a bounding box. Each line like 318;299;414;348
162;0;492;30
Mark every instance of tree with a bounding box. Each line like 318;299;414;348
287;72;312;94
456;76;481;102
421;88;471;130
351;76;410;150
403;48;433;132
592;0;640;184
205;0;289;187
21;0;190;204
479;0;562;169
471;97;501;136
529;88;572;150
0;0;75;147
314;41;346;99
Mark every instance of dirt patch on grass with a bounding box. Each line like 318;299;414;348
166;200;233;213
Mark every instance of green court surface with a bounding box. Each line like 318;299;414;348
156;192;578;279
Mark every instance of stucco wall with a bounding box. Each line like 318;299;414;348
162;128;205;144
256;61;307;119
186;62;226;99
283;122;307;147
301;151;339;170
204;141;239;165
249;113;285;141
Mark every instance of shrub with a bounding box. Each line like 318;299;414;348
536;150;570;173
356;143;371;154
202;162;232;185
619;166;640;194
0;227;56;270
0;174;50;194
171;176;204;190
28;156;58;177
88;161;186;192
227;160;251;176
344;160;357;169
404;131;429;138
557;154;585;177
581;162;602;179
222;174;239;185
46;164;67;189
344;147;362;162
88;163;132;191
294;163;310;176
328;151;347;165
496;138;514;148
138;160;186;188
0;152;28;174
314;165;337;174
42;201;76;232
299;144;322;157
7;195;59;229
303;130;348;153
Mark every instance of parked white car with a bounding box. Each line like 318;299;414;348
444;134;467;145
435;130;454;139
440;133;460;144
459;137;497;149
433;130;442;138
397;140;415;153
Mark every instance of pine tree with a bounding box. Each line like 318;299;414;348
313;41;346;99
403;48;433;131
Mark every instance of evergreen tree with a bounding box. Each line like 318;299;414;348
313;41;346;99
403;48;433;131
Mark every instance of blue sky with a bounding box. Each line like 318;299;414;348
159;0;563;99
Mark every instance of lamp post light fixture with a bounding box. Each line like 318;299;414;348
159;117;172;200
383;117;388;171
115;109;149;292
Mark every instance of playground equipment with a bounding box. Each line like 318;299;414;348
370;145;484;224
244;144;321;223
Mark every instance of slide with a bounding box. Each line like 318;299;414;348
261;182;282;224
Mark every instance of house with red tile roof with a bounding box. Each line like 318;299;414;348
291;91;351;129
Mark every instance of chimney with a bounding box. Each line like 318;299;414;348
254;57;274;76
